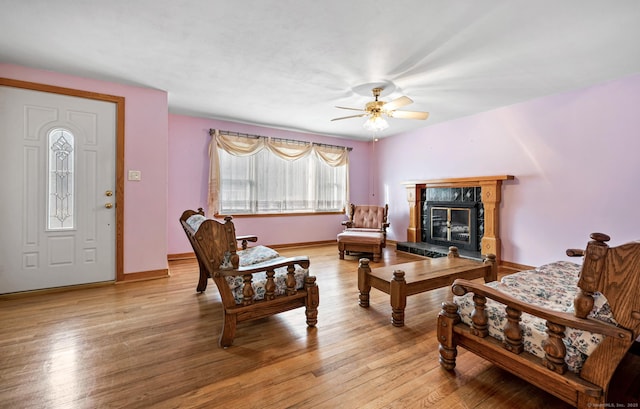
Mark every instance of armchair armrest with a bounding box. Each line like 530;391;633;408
218;255;311;277
342;220;353;228
236;235;258;250
566;248;585;257
451;278;629;339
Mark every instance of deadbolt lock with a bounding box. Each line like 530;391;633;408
105;190;113;196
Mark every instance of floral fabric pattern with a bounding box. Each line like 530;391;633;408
237;245;280;266
186;214;206;232
454;261;616;373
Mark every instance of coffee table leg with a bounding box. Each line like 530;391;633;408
390;270;407;326
484;253;498;282
358;258;371;307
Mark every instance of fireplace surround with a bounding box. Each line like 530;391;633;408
401;175;514;262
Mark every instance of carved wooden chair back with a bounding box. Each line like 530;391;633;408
180;209;239;297
576;234;640;339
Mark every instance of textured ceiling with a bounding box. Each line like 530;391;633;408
2;1;640;140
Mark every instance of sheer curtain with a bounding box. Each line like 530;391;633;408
208;129;349;215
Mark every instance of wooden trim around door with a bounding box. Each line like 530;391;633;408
0;77;126;282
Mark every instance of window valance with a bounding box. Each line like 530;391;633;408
210;129;350;166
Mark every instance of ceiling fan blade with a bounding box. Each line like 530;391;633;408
389;110;430;120
382;95;413;111
335;106;365;112
331;113;367;121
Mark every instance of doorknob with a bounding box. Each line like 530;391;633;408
105;203;113;209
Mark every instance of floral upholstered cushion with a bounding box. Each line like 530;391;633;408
186;214;207;232
237;245;280;266
454;261;616;373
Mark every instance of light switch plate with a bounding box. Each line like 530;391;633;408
128;170;142;181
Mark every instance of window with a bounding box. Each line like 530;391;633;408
211;131;349;215
47;128;75;230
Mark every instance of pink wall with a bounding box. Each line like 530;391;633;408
375;73;640;266
1;63;169;275
168;114;372;254
7;62;637;269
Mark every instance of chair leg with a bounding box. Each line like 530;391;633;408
438;301;461;370
196;258;209;293
219;312;237;348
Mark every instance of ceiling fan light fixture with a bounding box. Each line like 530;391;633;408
332;86;428;132
363;114;389;132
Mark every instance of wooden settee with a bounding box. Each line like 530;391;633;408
180;209;319;347
438;232;640;408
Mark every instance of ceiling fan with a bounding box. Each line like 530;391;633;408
331;87;429;131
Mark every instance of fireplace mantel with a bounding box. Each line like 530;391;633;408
402;175;514;262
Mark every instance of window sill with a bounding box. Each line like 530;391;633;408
214;210;345;218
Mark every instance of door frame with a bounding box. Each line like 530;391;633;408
1;77;125;282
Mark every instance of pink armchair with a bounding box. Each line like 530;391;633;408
337;204;389;262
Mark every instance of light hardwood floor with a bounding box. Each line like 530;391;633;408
0;244;637;408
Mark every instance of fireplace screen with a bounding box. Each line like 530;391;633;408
431;207;471;244
424;201;478;251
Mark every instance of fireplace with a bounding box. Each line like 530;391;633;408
400;175;513;262
424;201;479;251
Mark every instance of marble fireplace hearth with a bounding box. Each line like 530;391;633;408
396;241;480;260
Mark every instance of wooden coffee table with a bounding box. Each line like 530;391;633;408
357;248;497;326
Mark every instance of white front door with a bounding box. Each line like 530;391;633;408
0;86;116;294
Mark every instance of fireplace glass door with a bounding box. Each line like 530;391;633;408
430;207;471;245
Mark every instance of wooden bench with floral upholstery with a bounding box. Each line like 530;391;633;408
438;232;640;408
